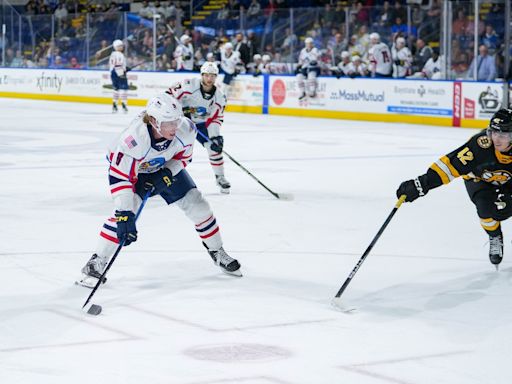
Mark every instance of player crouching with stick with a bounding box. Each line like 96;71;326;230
397;109;512;269
78;92;242;288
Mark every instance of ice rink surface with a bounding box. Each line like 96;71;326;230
1;98;512;384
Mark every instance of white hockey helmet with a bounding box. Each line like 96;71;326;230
224;42;233;50
200;61;219;75
304;37;314;46
352;55;361;62
341;51;350;59
369;33;380;43
180;34;191;44
262;54;271;62
145;93;182;132
113;39;124;49
396;37;406;47
253;53;262;61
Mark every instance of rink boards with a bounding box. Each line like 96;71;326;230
0;67;505;128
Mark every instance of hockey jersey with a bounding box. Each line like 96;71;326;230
109;51;126;76
391;45;413;78
174;43;194;71
419;131;512;193
368;43;392;76
220;49;241;75
107;111;195;211
166;78;226;138
298;47;320;69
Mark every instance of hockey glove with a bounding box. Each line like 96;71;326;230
396;177;428;202
115;210;137;245
144;168;174;195
210;136;224;153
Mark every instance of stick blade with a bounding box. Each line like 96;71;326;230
330;297;356;314
277;193;294;201
83;303;102;316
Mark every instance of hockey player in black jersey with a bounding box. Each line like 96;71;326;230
397;108;512;269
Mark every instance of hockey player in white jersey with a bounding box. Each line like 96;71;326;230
174;34;194;71
109;39;129;113
331;51;352;78
79;92;241;288
218;42;242;95
391;36;412;78
346;55;369;78
408;48;444;80
296;37;320;100
367;33;392;78
167;62;231;194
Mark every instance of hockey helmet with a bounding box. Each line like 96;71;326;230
113;39;124;49
253;54;262;61
200;61;219;75
341;51;350;59
488;109;512;133
304;37;314;46
262;54;271;62
224;42;233;50
370;33;380;43
180;34;191;44
145;94;182;132
352;55;361;62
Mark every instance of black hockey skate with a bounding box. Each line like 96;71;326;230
112;102;118;113
489;234;503;270
76;254;107;288
209;247;242;277
216;175;231;194
298;92;307;101
121;103;128;113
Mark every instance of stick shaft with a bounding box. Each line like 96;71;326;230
334;195;406;299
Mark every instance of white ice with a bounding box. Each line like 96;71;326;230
1;98;511;384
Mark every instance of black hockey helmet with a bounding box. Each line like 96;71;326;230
488;108;512;132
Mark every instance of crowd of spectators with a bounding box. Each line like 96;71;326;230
0;0;507;81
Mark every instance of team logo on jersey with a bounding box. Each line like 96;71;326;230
139;157;166;172
477;135;492;149
481;170;512;185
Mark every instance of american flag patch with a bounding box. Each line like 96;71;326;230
124;135;137;149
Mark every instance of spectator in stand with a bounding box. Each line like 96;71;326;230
453;9;469;36
25;0;37;15
391;16;408;37
413;38;432;73
393;0;407;22
322;3;337;30
480;25;500;54
10;49;24;68
329;32;347;65
282;27;298;61
247;0;261;18
139;1;155;19
246;31;259;58
54;2;68;23
374;1;395;29
69;57;81;69
356;25;370;54
154;1;166;17
4;48;14;67
354;2;369;27
264;0;276;17
233;33;250;66
467;44;496;81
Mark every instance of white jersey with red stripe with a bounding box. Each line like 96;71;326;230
368;42;392;76
166;77;226;137
107;111;196;212
109;51;126;76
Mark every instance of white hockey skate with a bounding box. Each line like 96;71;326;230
209;247;242;277
76;254;107;288
215;175;231;194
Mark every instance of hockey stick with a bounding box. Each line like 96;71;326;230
331;194;407;311
81;189;152;315
194;127;293;200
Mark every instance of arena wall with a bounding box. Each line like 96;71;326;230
0;68;505;128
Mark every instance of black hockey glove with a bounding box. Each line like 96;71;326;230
184;55;192;60
396;177;428;202
115;210;137;245
144;168;174;195
210;136;224;153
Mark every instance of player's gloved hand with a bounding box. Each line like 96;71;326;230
144;168;174;194
115;210;137;245
210;136;224;153
394;59;401;66
184;55;192;60
396;177;428;202
126;66;132;72
349;72;357;79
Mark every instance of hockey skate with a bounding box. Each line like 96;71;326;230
112;102;118;113
489;234;503;270
216;175;231;194
76;254;107;288
209;247;242;277
298;92;307;101
121;103;128;113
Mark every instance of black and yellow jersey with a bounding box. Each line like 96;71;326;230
422;130;512;192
